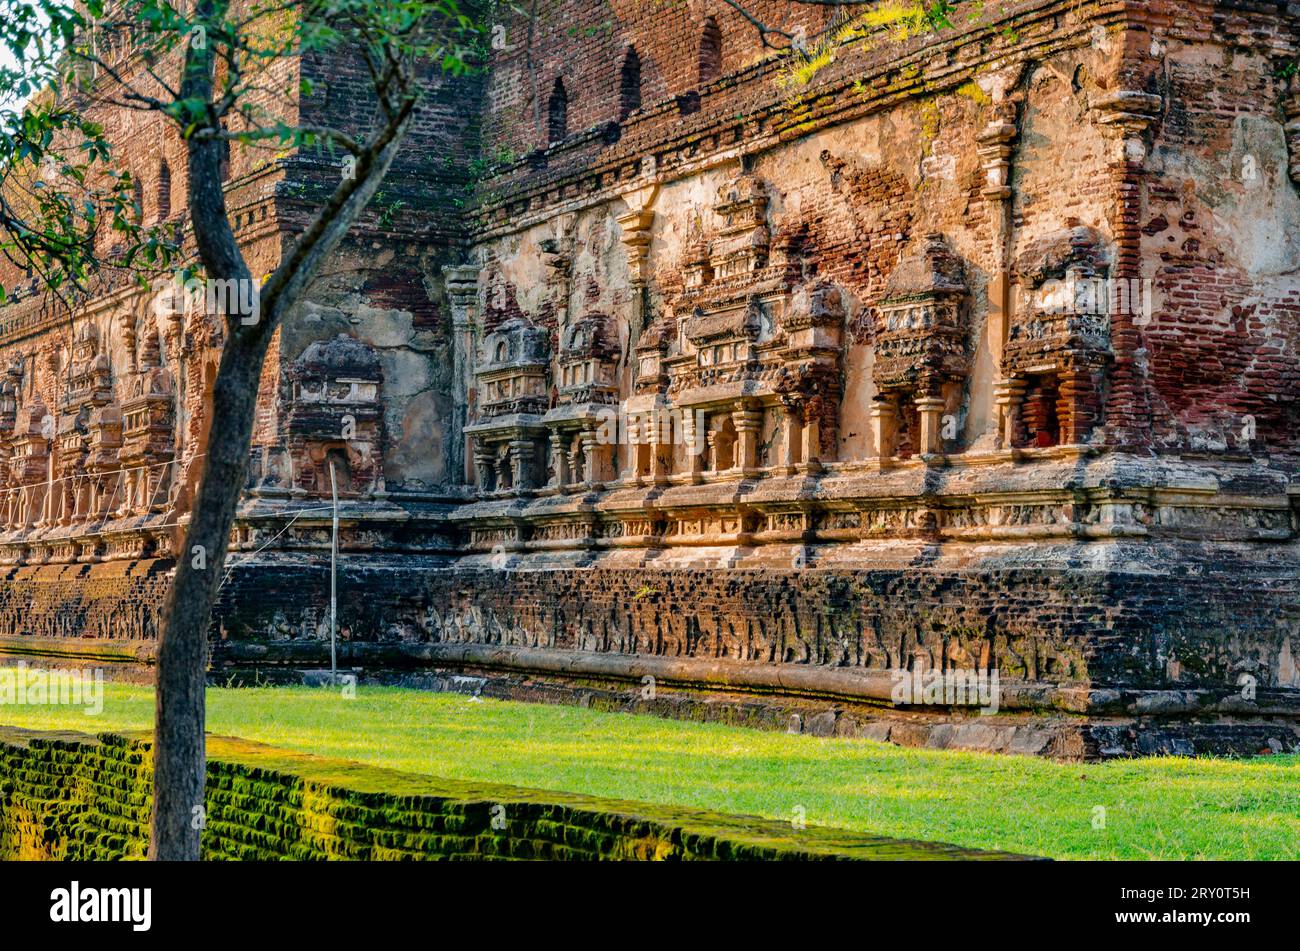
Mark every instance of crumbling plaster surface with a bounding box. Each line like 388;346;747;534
276;237;456;492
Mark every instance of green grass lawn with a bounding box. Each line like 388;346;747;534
1;674;1296;860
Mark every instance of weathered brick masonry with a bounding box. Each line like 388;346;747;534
1;0;1299;757
0;728;1026;859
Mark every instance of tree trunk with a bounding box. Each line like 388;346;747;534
148;327;272;859
147;1;416;857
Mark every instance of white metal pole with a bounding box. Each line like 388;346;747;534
329;458;339;686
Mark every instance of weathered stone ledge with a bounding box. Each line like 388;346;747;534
445;452;1298;551
215;639;1300;721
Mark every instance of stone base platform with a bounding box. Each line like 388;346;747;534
219;656;1300;761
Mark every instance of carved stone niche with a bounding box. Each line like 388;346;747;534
708;174;770;282
633;322;669;394
463;317;550;496
622;324;675;484
999;224;1113;449
54;324;115;527
119;333;175;516
0;359;21;434
682;173;772;293
774;283;845;472
64;323;113;408
541;316;619;491
0;359;23;500
871;232;969;462
652;170;845;480
54;404;89;527
285;334;384;497
683;300;766;372
8;397;50;530
86;401;123;525
555;316;619;406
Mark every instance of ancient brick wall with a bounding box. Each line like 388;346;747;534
211;548;1300;697
0;1;1296;757
480;0;835;159
1137;3;1300;451
0;728;1017;859
0;560;170;647
459;0;1300;473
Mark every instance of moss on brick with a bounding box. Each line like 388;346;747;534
0;726;1033;861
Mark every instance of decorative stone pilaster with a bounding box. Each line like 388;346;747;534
800;412;822;473
1091;90;1162;450
577;427;596;489
509;438;536;492
442;263;480;485
620;412;656;485
120;310;139;375
616;183;658;288
473;440;495;493
992;378;1027;451
977;100;1020;370
915;396;946;458
549;431;570;488
778;401;802;473
977;101;1018;202
650;411;673;485
681;409;704;482
869;398;897;468
731;400;762;474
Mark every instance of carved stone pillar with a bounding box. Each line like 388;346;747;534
120;310;139;375
870;398;897;466
777;402;802;472
617;183;658;364
509;438;535;492
915;395;946;457
566;437;583;488
618;415;638;483
800;413;822;471
442;264;479;485
623;413;655;485
993;378;1027;451
549;431;570;488
650;418;672;484
57;476;74;526
473;440;495;494
977;101;1019;374
731;400;762;473
580;426;601;488
682;409;705;481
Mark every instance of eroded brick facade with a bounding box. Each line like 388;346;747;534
2;0;1299;757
